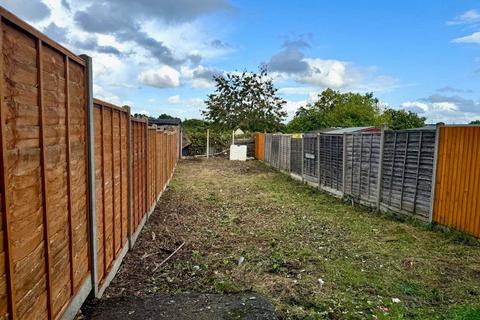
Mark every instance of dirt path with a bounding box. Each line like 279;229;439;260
83;159;480;319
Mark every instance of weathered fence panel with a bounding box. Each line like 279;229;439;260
344;133;381;206
290;136;302;176
303;134;318;183
93;100;129;291
264;134;272;164
380;129;436;221
0;8;90;319
278;135;291;172
130;119;148;239
433;126;480;238
319;134;343;195
270;135;280;169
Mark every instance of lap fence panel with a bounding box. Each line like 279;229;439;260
148;126;156;214
278;135;291;172
271;135;280;169
380;129;436;221
290;136;303;176
0;7;90;319
93;100;130;294
264;134;272;164
344;133;381;206
130;118;148;243
319;134;343;195
303;134;318;183
433;126;480;238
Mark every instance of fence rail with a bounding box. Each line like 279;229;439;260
0;7;181;320
257;125;480;238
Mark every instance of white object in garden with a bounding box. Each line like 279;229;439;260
234;128;244;136
229;145;247;161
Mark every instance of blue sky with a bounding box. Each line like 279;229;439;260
2;0;479;123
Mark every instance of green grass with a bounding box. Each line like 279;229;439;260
136;159;480;319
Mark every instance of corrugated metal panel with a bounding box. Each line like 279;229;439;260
433;126;480;238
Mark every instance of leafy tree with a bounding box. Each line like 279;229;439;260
470;120;480;125
286;89;387;132
384;108;426;130
133;113;149;120
158;113;174;119
203;66;287;132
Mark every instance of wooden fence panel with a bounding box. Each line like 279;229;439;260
0;8;90;319
148;126;156;212
131;119;147;234
290;137;302;176
319;134;343;194
303;134;318;182
380;130;436;221
278;135;291;172
344;133;381;206
93;100;129;286
255;133;265;160
155;130;161;200
433;126;480;238
264;134;272;164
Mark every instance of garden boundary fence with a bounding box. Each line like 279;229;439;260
258;126;480;238
0;7;181;320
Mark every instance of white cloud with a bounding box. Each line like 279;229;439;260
299;59;353;88
447;9;480;25
278;87;317;95
181;65;222;89
452;32;480;44
401;97;480;124
167;95;181;104
93;84;121;105
138;66;181;88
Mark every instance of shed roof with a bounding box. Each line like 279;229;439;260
323;126;378;134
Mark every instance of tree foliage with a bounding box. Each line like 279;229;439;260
470;120;480;125
286;89;387;132
384;108;426;130
158;113;174;119
203;66;287;132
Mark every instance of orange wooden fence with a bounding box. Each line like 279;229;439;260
148;126;156;213
0;6;182;319
131;119;148;236
255;133;265;160
93;100;129;288
433;126;480;238
0;8;90;319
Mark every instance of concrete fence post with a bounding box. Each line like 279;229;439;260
376;127;386;211
80;54;98;296
429;124;442;222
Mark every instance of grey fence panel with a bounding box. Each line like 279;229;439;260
345;133;381;206
264;134;272;164
290;137;303;175
319;134;343;193
303;134;318;182
271;135;281;169
279;135;291;171
380;129;436;220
